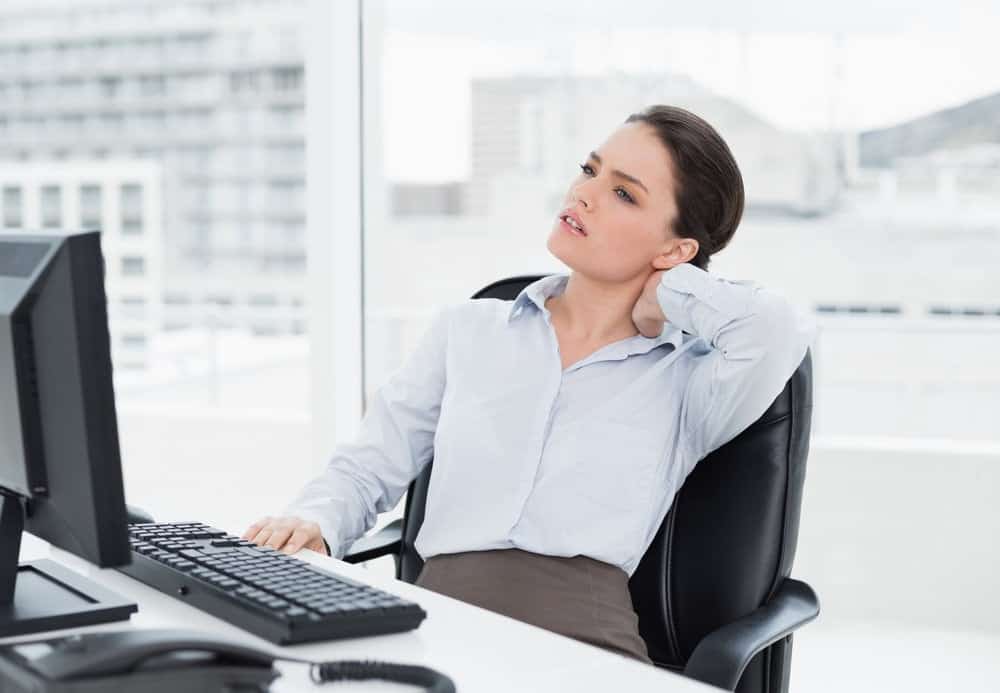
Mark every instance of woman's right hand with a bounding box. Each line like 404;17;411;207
241;516;329;556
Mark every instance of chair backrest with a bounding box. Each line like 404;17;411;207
397;275;813;691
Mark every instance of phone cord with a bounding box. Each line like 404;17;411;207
277;656;456;693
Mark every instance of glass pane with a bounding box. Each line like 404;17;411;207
0;1;313;533
2;186;22;228
363;0;1000;444
120;183;143;235
80;184;102;228
362;1;1000;686
40;185;62;228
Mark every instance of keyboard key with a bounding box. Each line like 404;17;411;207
210;539;240;547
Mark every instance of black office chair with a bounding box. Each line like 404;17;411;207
344;274;820;693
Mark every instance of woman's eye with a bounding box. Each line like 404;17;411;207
577;163;633;203
615;188;634;204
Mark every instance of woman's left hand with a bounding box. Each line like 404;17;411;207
632;270;669;338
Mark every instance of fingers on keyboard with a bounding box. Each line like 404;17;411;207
241;516;271;541
266;527;293;550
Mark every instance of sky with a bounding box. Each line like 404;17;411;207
376;1;1000;181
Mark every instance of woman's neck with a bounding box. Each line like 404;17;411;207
545;272;647;343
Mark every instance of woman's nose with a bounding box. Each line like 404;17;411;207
571;182;593;209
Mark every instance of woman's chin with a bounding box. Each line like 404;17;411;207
545;233;575;265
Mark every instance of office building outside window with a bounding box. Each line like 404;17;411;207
0;160;164;375
121;256;145;277
80;184;102;228
120;183;143;235
2;186;22;228
0;0;308;340
40;184;61;228
0;3;313;537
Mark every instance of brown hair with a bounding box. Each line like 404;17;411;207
625;105;744;270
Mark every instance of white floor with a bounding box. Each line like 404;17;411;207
792;622;1000;693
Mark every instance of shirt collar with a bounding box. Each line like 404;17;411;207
506;273;685;352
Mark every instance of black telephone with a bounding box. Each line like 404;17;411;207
0;628;456;692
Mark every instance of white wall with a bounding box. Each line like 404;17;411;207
796;439;1000;634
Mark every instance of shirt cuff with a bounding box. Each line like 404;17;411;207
655;262;758;339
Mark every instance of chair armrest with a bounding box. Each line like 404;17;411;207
342;518;403;564
683;578;820;691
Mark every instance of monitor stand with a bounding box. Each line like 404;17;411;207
0;492;137;638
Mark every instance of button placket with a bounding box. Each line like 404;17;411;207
509;321;566;534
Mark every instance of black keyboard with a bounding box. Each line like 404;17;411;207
118;522;426;644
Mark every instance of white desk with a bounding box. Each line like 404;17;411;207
6;533;716;692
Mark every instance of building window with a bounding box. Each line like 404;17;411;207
121;256;145;276
138;75;166;97
80;184;102;228
120;296;147;319
272;66;303;92
2;186;22;228
41;185;62;228
98;111;124;132
120;183;143;235
249;294;278;307
164;293;190;306
815;303;902;315
98;76;121;99
229;69;259;94
121;333;148;349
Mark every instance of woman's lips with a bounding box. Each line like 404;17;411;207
559;216;587;237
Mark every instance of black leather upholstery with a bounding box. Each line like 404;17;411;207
351;274;817;693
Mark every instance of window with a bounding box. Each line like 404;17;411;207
14;3;316;562
135;111;167;134
2;186;22;228
164;293;191;306
269;105;304;130
80;184;102;228
121;333;148;349
120;296;147;319
99;76;121;99
41;185;62;228
120;183;143;235
272;66;303;91
139;75;167;98
121;256;145;276
98;111;124;132
249;294;278;307
229;69;259;94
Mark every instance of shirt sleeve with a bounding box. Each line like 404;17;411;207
656;263;819;465
282;304;452;559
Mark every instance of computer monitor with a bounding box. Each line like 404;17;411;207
0;229;137;637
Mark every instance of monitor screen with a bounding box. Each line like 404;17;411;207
0;231;130;568
0;241;49;278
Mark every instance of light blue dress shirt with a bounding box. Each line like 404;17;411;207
285;263;819;577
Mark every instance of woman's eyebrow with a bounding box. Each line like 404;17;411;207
588;151;648;194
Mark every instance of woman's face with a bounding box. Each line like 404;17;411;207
547;121;696;283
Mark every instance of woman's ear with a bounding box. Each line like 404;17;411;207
653;237;699;270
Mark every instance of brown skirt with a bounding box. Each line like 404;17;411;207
415;548;654;666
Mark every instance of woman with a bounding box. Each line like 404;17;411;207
242;105;817;666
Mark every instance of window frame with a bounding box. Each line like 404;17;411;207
305;0;365;470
